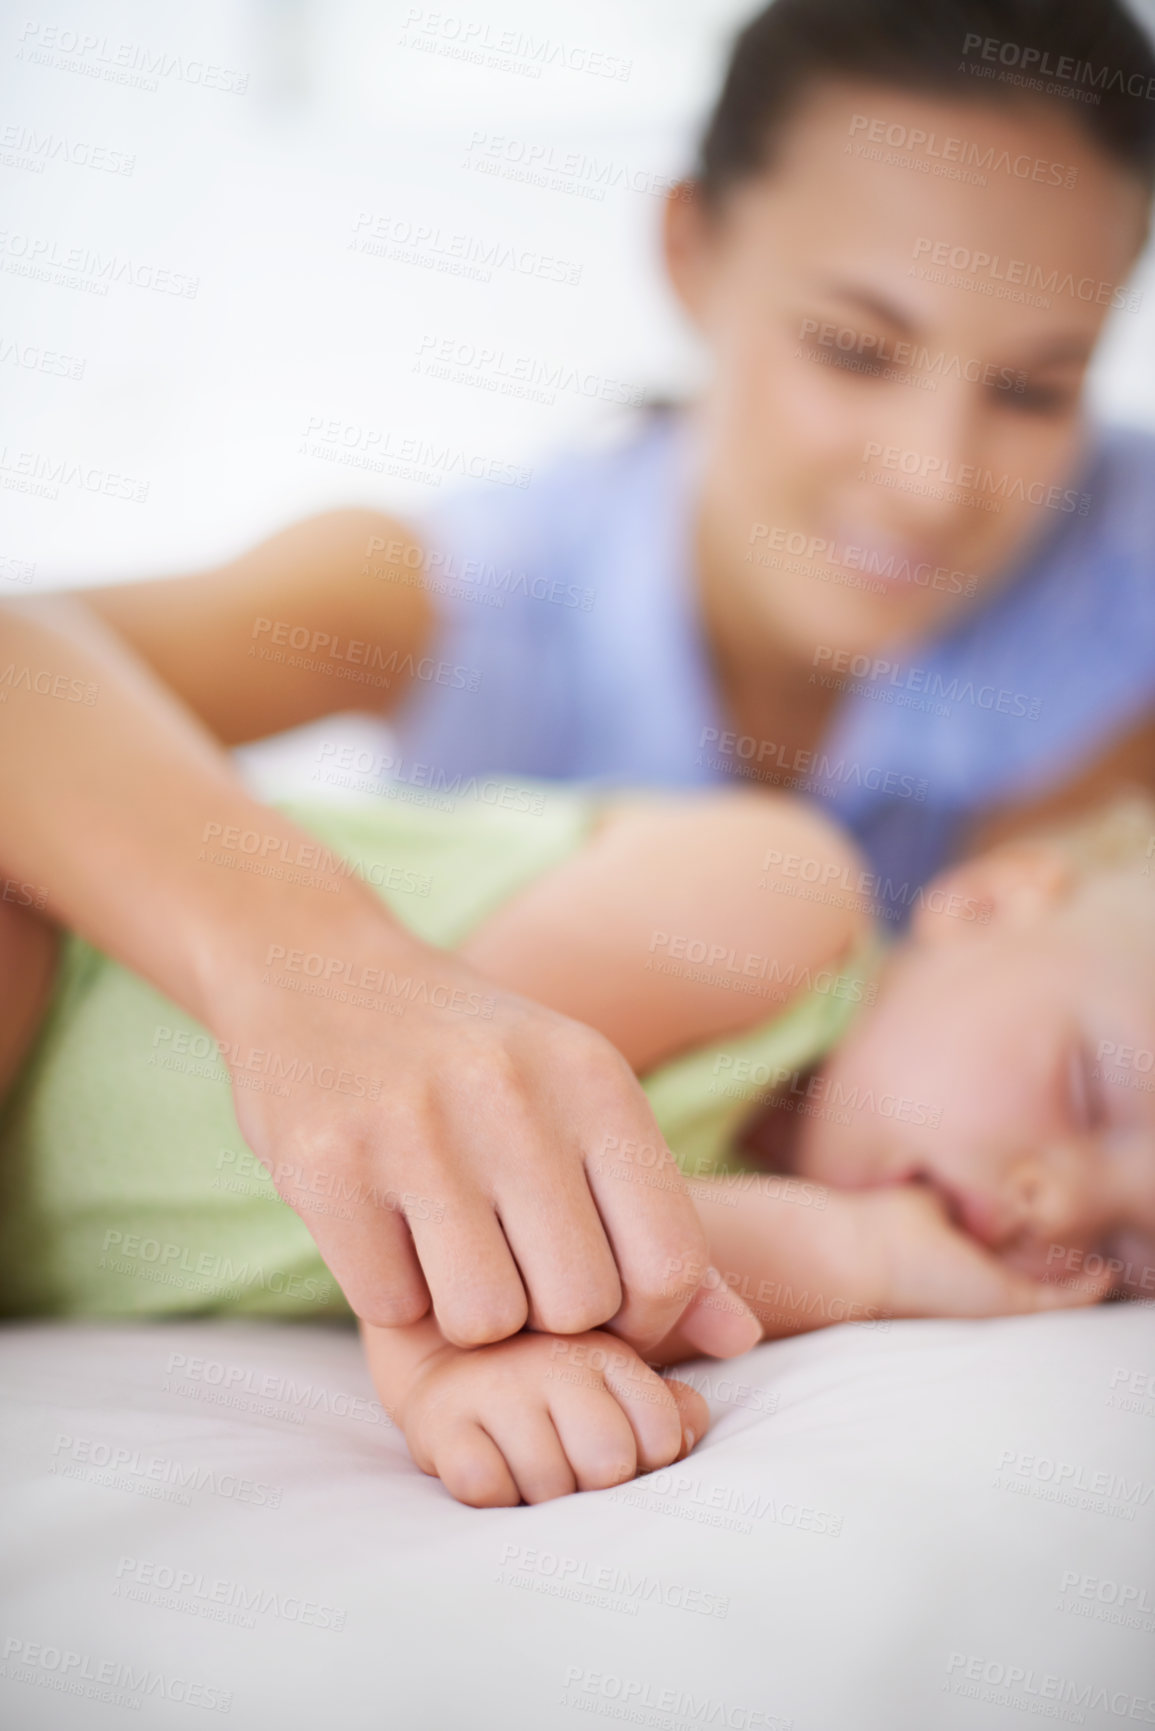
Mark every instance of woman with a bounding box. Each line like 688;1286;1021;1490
2;0;1153;1345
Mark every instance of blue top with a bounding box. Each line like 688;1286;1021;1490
396;408;1155;894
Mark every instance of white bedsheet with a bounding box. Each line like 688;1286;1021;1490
2;1308;1153;1730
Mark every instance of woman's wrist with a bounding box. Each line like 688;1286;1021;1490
168;793;427;1029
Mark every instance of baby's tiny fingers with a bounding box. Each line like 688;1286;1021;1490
663;1379;711;1458
487;1409;578;1506
434;1420;520;1509
601;1352;686;1473
548;1381;638;1493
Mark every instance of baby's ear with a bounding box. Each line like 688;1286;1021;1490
913;842;1074;945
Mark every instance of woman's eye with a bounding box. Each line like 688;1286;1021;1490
1001;384;1074;416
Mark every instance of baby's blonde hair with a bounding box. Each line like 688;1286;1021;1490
1023;789;1155;879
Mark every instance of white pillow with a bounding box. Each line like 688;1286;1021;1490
2;1307;1152;1730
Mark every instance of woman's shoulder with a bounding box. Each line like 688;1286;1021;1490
413;405;687;562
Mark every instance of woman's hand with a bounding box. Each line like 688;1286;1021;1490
0;593;748;1361
213;903;737;1353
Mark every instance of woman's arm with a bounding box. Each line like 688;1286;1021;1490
81;508;432;744
0;593;714;1355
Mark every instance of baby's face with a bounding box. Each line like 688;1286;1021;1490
797;859;1155;1292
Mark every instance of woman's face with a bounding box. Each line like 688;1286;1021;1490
667;81;1150;657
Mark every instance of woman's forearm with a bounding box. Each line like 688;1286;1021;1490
0;595;406;1022
0;594;720;1358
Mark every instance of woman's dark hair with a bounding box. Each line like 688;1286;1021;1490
697;0;1155;203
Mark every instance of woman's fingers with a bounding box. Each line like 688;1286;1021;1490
461;1099;623;1337
580;1080;711;1353
271;1161;432;1327
405;1189;529;1348
673;1271;764;1358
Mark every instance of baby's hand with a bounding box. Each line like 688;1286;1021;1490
858;1185;1114;1318
399;1330;709;1508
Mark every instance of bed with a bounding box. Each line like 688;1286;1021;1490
3;1304;1153;1729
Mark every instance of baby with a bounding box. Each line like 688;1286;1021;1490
1;786;1150;1507
357;792;1155;1505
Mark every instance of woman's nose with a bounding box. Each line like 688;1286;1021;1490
858;383;985;540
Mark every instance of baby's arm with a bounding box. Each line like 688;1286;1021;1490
359;1313;710;1507
647;1176;1114;1366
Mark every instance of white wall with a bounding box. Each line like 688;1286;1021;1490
3;0;1154;590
